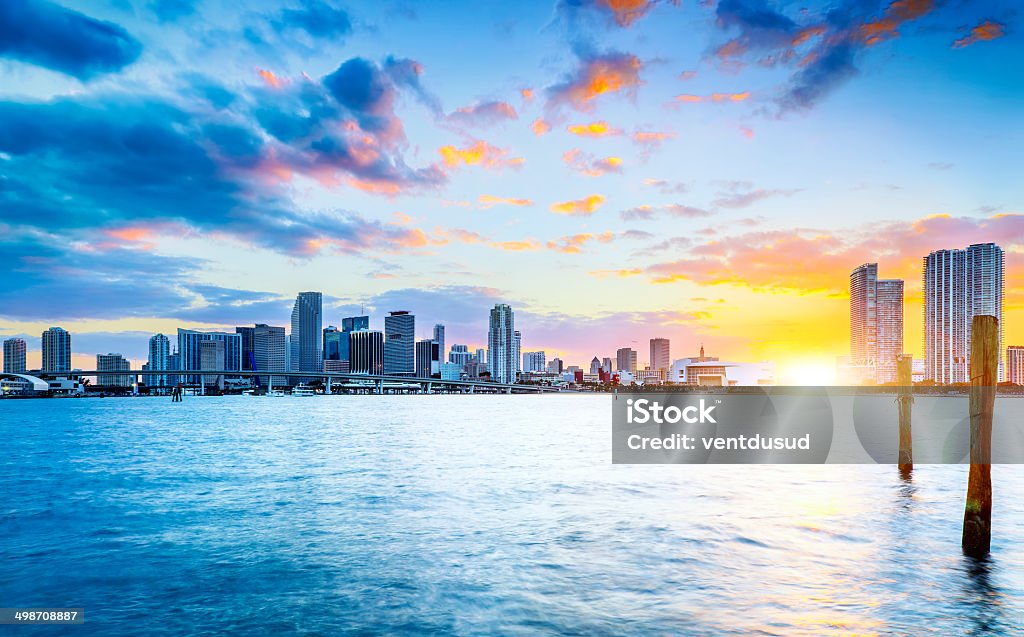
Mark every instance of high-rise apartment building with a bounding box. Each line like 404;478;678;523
41;327;71;373
449;344;473;366
384;311;415;375
415;339;440;378
650;338;671;376
523;351;546;373
616;347;637;374
513;330;521;374
923;243;1004;383
433;324;446;365
148;333;170;388
850;263;904;383
251;324;286;388
96;353;132;387
3;338;27;373
488;304;516;384
177;329;241;385
1007;346;1024;385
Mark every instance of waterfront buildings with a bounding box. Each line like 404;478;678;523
177;329;241;385
199;340;226;390
41;327;71;373
349;330;384;374
523;351;546;373
323;326;345;372
290;292;323;379
415;339;440;378
3;337;27;373
547;358;564;374
669;349;775;386
488;304;516;384
449;344;473;367
590;357;601;375
433;324;446;365
616;347;637;374
342;315;370;332
148;334;170;388
513;330;521;374
96;353;132;387
475;348;487;370
923;243;1004;383
650;338;671;378
602;357;612;374
850;263;905;384
249;324;286;388
1008;346;1024;385
384;311;415;375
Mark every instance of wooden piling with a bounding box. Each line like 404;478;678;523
962;315;997;557
896;355;913;478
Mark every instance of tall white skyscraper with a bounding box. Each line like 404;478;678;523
290;292;323;378
850;264;904;383
148;333;170;387
41;326;71;372
924;243;1004;384
488;304;516;384
513;330;521;374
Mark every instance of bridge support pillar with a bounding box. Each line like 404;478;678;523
425;382;432;395
375;379;383;395
506;386;512;394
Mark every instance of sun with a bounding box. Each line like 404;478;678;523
783;360;837;386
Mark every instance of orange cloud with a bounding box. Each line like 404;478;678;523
549;53;642;111
547;232;615;254
952;20;1005;48
521;88;535;102
598;0;656;27
489;239;542;251
550;194;606;216
478;195;534;208
257;68;283;88
438;140;523;170
348;178;402;196
858;0;935;46
448;101;518;126
676;92;750;103
531;118;551;136
566;121;623;138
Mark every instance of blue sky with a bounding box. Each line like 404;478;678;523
0;0;1021;379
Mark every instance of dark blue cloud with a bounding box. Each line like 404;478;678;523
276;0;352;39
149;0;198;22
323;57;392;131
780;41;859;111
0;0;141;80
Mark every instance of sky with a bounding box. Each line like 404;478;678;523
0;0;1021;383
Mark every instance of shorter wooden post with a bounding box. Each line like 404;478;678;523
963;315;997;557
896;355;913;478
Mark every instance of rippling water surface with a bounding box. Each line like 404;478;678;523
2;395;1023;635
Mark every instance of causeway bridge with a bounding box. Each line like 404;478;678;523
47;369;561;394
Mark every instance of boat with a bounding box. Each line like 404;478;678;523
291;384;316;397
266;389;286;397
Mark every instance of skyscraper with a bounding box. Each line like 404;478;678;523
148;333;170;388
602;357;613;374
1008;346;1024;385
475;348;487;369
650;338;671;376
177;329;241;385
488;304;516;384
616;347;637;374
433;324;446;364
923;243;1004;384
349;330;384;374
590;357;601;375
384;311;415;375
323;326;344;370
342;315;370;332
41;327;71;373
290;292;323;379
3;338;27;373
251;324;286;388
850;264;904;384
415;339;440;378
513;330;521;374
449;344;473;366
199;340;226;390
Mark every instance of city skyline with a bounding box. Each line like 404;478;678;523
0;1;1021;383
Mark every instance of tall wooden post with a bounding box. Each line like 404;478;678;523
963;315;997;557
896;355;913;478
